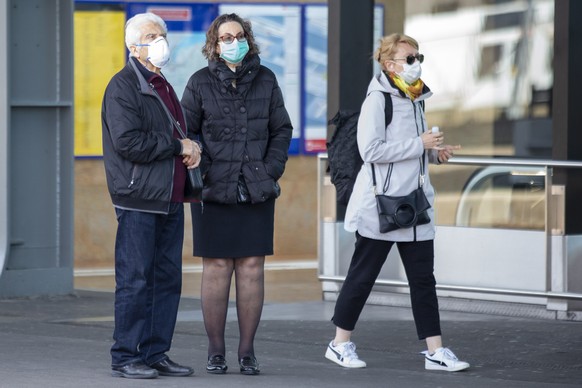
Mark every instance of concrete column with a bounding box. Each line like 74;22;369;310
553;0;582;234
327;0;374;220
0;0;74;297
0;0;9;281
551;0;582;310
327;0;374;114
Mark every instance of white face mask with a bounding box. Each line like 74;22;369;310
138;36;171;68
398;61;422;84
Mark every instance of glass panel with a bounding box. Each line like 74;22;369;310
483;11;525;30
405;0;554;158
431;164;546;230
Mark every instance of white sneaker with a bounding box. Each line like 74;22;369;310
423;347;470;372
325;340;367;368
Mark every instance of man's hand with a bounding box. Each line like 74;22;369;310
180;139;201;169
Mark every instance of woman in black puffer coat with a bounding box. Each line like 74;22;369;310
181;13;292;376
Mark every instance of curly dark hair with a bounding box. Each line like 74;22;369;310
202;13;260;61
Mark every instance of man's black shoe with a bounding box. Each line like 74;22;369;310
239;356;260;375
150;358;194;377
111;361;158;379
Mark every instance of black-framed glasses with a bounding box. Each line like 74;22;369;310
392;53;424;65
218;32;247;44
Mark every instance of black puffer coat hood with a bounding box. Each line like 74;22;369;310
181;54;293;204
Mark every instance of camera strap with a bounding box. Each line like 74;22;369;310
371;151;425;196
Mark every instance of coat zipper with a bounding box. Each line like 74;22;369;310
411;100;424;242
128;164;137;188
149;82;175;212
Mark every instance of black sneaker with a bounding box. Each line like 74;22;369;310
239;356;260;375
206;355;228;374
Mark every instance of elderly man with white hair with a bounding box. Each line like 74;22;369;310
102;12;200;379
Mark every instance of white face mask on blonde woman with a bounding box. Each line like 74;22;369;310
398;60;422;84
388;48;424;84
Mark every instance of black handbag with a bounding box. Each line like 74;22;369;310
185;167;203;197
179;143;203;198
372;154;431;233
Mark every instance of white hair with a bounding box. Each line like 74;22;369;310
124;12;167;50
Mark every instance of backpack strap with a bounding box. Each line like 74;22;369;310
383;92;393;128
371;92;393;195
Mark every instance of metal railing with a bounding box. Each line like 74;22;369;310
448;156;582;169
318;155;582;302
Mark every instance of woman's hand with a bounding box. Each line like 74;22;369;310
437;144;461;163
421;129;444;150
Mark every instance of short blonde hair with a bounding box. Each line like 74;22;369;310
374;34;419;70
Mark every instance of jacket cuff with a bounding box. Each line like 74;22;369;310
173;139;183;156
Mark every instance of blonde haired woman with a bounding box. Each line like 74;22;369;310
324;33;468;372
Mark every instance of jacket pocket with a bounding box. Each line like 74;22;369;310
243;161;280;203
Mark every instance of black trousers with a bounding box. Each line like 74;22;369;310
332;232;442;340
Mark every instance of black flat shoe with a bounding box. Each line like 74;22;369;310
207;354;228;374
111;361;158;379
149;358;194;377
239;356;260;375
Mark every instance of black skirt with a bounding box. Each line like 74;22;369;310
191;199;275;258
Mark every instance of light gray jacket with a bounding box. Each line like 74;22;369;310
344;71;439;241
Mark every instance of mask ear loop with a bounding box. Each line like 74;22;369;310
132;42;149;55
130;44;146;60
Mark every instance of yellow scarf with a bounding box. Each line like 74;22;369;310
388;73;424;101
